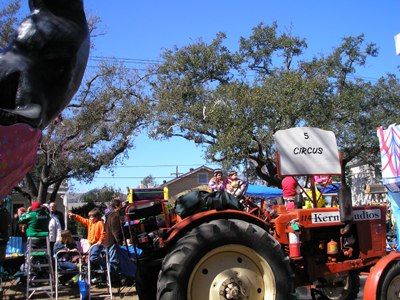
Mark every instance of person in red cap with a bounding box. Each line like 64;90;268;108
18;202;51;247
9;207;28;253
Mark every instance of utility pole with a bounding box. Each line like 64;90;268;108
170;166;183;178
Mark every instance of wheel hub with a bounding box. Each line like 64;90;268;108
188;244;276;300
219;278;247;300
387;274;400;300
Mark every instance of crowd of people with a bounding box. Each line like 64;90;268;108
2;197;126;292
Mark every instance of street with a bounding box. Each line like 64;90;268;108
4;275;367;299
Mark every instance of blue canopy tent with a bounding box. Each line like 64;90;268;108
245;185;283;200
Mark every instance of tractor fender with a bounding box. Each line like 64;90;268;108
363;251;400;300
162;209;271;247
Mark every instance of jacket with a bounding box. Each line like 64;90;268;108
52;210;65;230
48;215;62;243
0;209;11;245
208;178;225;191
104;210;123;248
72;214;106;245
18;208;51;237
54;240;77;262
8;217;27;242
226;178;245;197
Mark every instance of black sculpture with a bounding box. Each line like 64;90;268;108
0;0;90;129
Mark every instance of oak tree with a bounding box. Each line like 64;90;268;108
150;22;400;187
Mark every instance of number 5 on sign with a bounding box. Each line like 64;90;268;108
274;127;341;176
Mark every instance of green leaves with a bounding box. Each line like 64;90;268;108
150;21;400;186
22;58;152;202
0;0;22;49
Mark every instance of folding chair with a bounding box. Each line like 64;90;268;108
1;255;26;297
55;250;82;300
117;245;137;298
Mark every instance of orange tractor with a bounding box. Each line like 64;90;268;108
121;127;400;300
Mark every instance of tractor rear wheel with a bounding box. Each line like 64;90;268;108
157;219;295;300
311;273;360;300
378;261;400;300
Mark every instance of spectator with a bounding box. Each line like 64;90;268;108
43;204;62;258
18;201;51;248
282;176;298;209
314;175;331;186
0;198;11;297
50;202;65;230
209;169;225;191
101;209;110;222
68;208;106;282
104;198;123;285
226;171;245;198
9;207;28;253
54;230;79;285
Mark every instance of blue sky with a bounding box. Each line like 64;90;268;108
14;0;400;193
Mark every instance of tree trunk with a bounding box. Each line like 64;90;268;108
49;180;62;202
38;164;51;203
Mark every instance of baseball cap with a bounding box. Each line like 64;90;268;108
31;202;40;210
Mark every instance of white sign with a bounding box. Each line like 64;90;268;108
311;209;381;224
275;127;341;176
395;33;400;56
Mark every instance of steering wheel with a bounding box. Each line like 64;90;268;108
233;181;248;199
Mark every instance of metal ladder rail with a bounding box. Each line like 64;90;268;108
87;244;113;299
55;250;82;300
26;236;54;299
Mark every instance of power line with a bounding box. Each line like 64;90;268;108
95;176;178;179
95;175;211;179
110;164;210;168
87;55;383;82
90;56;161;64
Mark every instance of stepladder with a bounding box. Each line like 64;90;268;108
26;236;54;299
86;244;113;299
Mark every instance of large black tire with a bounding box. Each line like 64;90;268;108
311;273;360;300
157;219;295;300
377;261;400;300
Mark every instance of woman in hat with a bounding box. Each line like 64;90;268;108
208;169;226;191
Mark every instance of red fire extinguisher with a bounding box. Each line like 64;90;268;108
288;230;301;258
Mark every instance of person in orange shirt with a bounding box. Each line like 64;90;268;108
68;208;107;272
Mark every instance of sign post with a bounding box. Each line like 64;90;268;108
395;33;400;56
